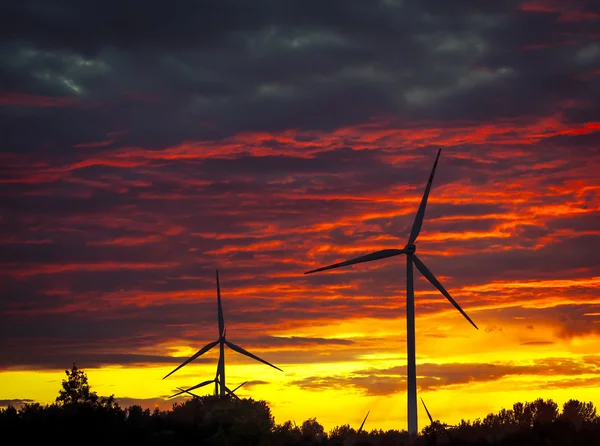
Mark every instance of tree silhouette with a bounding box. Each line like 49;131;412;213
3;364;600;446
328;423;356;445
56;363;99;405
560;399;598;430
527;398;558;427
301;417;326;444
273;420;302;445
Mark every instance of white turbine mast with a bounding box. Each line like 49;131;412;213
304;148;478;437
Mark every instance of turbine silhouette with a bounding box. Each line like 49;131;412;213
163;269;282;396
170;354;248;400
357;410;370;433
304;149;478;436
421;397;455;441
171;379;247;400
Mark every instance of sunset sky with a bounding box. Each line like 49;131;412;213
1;0;600;433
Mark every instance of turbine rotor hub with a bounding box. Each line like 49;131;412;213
404;244;416;254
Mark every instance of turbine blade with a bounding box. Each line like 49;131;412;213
358;410;370;433
225;386;241;400
408;148;442;245
304;249;405;274
225;340;283;372
169;379;215;398
163;339;220;379
232;381;247;393
412;255;478;330
216;269;225;337
421;398;434;425
176;386;201;399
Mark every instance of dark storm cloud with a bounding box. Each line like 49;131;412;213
1;0;598;150
0;289;366;369
0;352;196;371
1;0;599;372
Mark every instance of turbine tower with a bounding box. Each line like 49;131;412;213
163;269;282;395
304;149;478;436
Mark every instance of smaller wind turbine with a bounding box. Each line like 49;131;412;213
163;270;282;396
172;381;247;400
357;410;370;433
176;386;201;398
170;364;247;400
421;398;455;442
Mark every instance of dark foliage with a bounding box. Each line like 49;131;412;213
2;365;600;445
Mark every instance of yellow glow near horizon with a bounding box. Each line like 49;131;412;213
3;292;600;433
3;363;600;432
3;306;600;432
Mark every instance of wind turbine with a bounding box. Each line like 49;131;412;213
170;355;248;400
171;380;247;400
357;410;370;433
421;398;455;442
304;148;478;436
163;269;282;396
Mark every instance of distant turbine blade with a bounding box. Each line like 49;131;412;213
163;339;220;379
225;386;241;400
412;255;478;330
225;340;283;372
176;386;201;398
408;148;442;245
232;381;247;393
358;410;370;433
169;379;215;398
304;249;405;274
421;398;434;425
216;269;225;337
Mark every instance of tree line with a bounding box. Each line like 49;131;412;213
1;364;599;445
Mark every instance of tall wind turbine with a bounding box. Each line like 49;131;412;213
163;269;282;395
304;149;478;436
